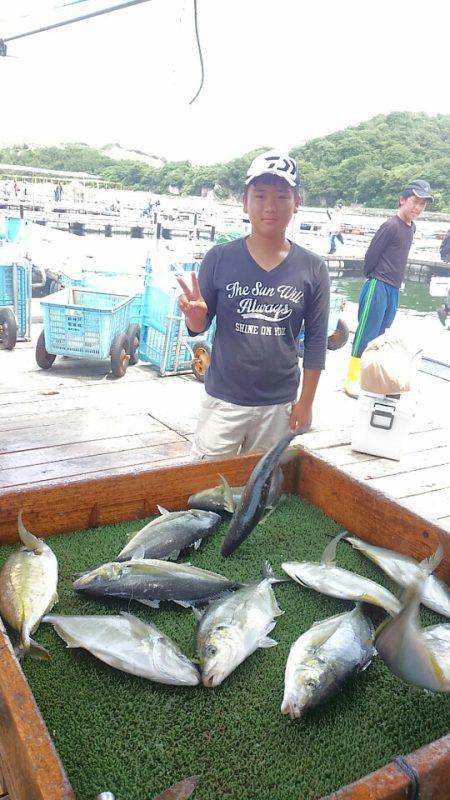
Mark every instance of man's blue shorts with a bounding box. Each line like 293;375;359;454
351;278;399;358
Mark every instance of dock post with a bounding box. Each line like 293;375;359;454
19;205;24;219
105;224;112;238
156;222;161;239
210;225;215;241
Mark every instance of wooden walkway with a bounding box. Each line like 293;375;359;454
1;309;449;534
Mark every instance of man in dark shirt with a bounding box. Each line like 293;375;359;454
177;150;330;459
344;179;434;397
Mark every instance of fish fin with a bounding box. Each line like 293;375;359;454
120;611;151;637
167;549;180;561
137;599;160;609
18;510;44;554
218;473;235;513
174;600;192;609
262;560;288;583
321;530;347;565
26;638;52;661
193;539;202;551
267;493;286;511
192;607;204;621
420;544;444;577
258;506;277;525
157;505;170;516
259;636;278;648
130;546;146;560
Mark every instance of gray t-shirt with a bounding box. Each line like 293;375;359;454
364;215;415;288
197;238;330;406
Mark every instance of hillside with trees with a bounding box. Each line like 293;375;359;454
1;112;449;210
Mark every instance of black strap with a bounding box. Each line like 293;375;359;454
394;755;421;800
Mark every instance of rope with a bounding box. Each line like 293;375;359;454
188;0;204;105
393;755;421;800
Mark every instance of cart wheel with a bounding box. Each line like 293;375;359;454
0;307;18;350
110;333;130;378
126;323;140;366
327;317;349;351
35;330;56;369
192;341;211;382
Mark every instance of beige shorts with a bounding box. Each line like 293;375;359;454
190;394;295;460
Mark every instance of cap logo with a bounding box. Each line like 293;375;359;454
263;156;296;179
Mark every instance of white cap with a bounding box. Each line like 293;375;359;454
245;150;299;187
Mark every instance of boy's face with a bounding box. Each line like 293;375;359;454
243;178;300;238
399;194;427;223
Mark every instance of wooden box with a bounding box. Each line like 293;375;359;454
0;446;449;800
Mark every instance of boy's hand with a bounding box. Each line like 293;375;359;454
176;272;208;332
289;401;312;434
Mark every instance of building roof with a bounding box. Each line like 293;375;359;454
0;163;99;180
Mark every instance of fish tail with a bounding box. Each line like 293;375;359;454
18;511;44;554
14;634;51;662
421;544;444;577
262;561;288;583
321;530;347;565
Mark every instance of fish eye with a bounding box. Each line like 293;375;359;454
206;645;217;657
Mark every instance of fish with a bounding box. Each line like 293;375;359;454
116;506;222;562
0;511;58;659
221;431;295;557
73;559;242;608
344;534;450;617
44;612;200;686
188;467;284;516
282;532;401;616
281;605;375;718
422;624;450;681
196;562;283;687
152;776;199;800
375;547;450;692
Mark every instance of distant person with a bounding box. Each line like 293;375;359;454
344;179;434;397
58;183;63;201
437;288;450;328
326;202;344;254
440;229;450;263
176;150;330;459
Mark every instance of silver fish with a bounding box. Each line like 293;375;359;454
116;506;221;562
376;547;450;692
282;532;401;616
0;512;58;659
74;559;242;608
188;468;284;516
44;612;200;686
196;563;283;687
345;534;450;617
423;624;450;682
281;605;375;718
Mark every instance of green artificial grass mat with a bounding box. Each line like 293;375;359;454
1;495;449;800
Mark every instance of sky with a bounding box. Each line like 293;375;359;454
0;0;449;165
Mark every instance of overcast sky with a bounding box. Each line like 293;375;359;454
0;0;449;164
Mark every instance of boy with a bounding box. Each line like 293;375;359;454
345;179;433;397
177;150;330;459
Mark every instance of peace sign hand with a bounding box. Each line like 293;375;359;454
177;272;208;332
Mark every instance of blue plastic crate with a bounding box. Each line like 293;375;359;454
59;273;143;326
0;262;29;338
139;280;215;375
41;288;135;360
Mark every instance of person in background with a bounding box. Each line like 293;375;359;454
176;150;330;460
327;202;344;254
440;229;450;263
344;179;434;397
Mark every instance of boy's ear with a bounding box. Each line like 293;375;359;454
242;192;248;213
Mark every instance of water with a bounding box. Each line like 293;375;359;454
332;276;439;314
